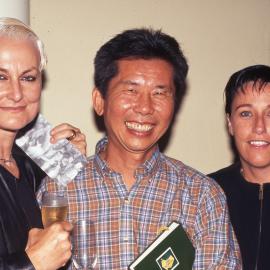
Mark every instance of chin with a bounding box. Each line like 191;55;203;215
125;143;156;154
245;159;270;169
1;119;33;132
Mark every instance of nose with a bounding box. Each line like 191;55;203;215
7;79;23;102
254;115;266;134
133;92;154;115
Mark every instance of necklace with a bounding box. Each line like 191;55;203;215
0;156;13;164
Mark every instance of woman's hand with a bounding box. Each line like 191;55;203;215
25;221;73;270
50;123;87;156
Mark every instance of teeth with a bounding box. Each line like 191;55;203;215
250;140;269;146
125;122;153;132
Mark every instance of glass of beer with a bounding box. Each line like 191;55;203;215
41;191;68;227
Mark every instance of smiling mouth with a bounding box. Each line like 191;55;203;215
1;107;24;111
125;121;153;132
249;140;270;146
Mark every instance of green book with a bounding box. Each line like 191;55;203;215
129;221;195;270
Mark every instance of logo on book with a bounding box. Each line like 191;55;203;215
156;247;179;270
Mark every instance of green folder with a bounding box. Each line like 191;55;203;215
129;221;195;270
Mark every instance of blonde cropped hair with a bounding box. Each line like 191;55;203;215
0;17;47;70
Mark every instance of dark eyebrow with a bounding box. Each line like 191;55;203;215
21;68;39;75
156;85;170;89
0;67;8;73
234;104;270;111
235;104;252;110
121;80;171;89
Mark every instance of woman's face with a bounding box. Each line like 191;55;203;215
228;82;270;170
0;36;41;135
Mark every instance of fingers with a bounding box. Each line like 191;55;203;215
71;132;87;155
50;123;81;143
45;222;73;241
50;123;87;155
52;220;73;232
67;129;76;141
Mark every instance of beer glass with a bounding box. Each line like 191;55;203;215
41;191;68;227
72;220;97;269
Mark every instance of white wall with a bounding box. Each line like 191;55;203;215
30;0;270;173
0;0;29;24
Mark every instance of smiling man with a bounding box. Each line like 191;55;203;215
40;28;241;269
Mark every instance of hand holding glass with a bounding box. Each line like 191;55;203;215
72;220;97;269
41;191;68;227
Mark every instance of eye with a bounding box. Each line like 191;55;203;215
240;111;252;117
152;88;172;98
21;75;37;82
153;89;165;95
0;74;7;80
125;88;137;94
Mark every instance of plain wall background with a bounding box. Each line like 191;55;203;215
0;0;29;24
30;0;270;174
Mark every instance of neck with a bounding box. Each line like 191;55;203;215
101;142;156;189
241;164;270;184
0;129;16;161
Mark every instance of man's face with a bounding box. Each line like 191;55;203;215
93;58;175;160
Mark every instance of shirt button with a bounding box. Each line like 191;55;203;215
123;237;128;242
124;197;129;203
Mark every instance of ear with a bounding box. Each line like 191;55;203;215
226;114;234;136
92;88;104;116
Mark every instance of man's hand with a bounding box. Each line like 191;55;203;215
50;123;87;156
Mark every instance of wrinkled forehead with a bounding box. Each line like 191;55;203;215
0;34;39;55
0;34;44;71
0;36;41;71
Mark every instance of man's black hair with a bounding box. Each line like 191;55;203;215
94;28;188;105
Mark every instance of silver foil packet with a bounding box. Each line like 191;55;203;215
16;113;87;186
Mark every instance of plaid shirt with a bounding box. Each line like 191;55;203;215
38;137;241;270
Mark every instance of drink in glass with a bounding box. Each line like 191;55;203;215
41;191;68;227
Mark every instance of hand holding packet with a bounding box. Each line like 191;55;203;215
15;113;87;186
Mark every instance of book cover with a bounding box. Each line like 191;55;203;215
129;221;195;270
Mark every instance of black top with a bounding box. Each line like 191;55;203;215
209;163;270;270
0;145;45;269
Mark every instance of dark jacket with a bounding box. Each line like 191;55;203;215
0;146;46;269
209;163;270;270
